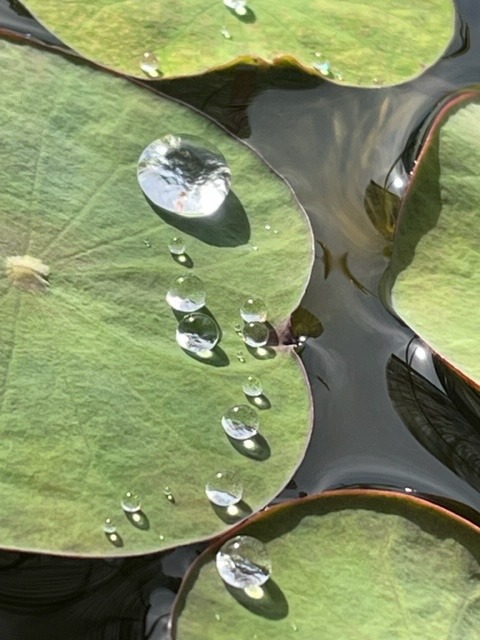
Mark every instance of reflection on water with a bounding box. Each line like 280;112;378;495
1;0;480;637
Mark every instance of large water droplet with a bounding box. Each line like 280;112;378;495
205;470;243;507
139;51;160;77
121;490;141;513
216;535;272;588
176;313;220;354
242;375;263;397
240;297;268;323
224;0;248;15
168;235;186;255
166;274;206;312
137;134;231;217
222;404;259;440
242;322;269;348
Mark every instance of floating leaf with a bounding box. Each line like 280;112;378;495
385;93;480;388
0;39;313;555
173;490;480;639
20;0;454;85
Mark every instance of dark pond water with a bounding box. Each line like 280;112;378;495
0;0;480;637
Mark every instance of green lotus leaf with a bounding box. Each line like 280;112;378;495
0;38;313;556
20;0;454;85
172;490;480;639
386;93;480;388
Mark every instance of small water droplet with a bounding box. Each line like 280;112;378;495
137;134;231;216
176;313;220;354
314;51;322;58
159;534;165;541
215;613;221;621
139;51;160;78
242;374;263;397
121;490;141;513
216;535;272;588
251;244;258;251
206;470;243;507
143;239;152;247
220;26;232;39
291;622;299;631
166;274;206;312
273;229;279;234
224;0;247;15
236;351;246;363
222;404;259;440
234;323;243;334
313;61;332;76
243;321;269;348
102;517;117;534
240;297;268;323
168;236;186;255
264;224;271;231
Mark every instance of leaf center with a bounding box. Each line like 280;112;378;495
5;255;51;293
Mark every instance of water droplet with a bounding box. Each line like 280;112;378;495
222;404;259;440
215;613;221;621
273;229;279;234
166;274;206;312
137;134;231;217
159;534;165;541
251;244;258;251
216;535;272;588
314;51;322;58
164;486;176;503
224;0;247;15
291;622;299;631
102;517;117;534
168;236;186;255
220;26;232;39
264;224;271;231
313;61;332;76
176;313;220;354
206;470;243;507
242;375;263;397
234;323;243;335
240;297;268;323
121;490;141;513
139;51;160;78
236;351;246;363
143;239;152;247
242;321;269;348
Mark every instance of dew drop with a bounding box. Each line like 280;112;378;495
314;61;332;76
216;535;272;588
236;351;246;363
137;134;231;217
240;297;268;323
159;534;165;541
242;374;263;397
222;404;259;440
291;622;299;632
223;0;247;15
251;244;258;251
242;321;269;348
121;490;141;513
205;470;243;507
164;486;176;503
215;613;221;621
102;517;117;534
139;51;160;77
220;26;232;39
143;239;152;248
176;313;220;354
264;224;271;231
168;235;186;255
273;229;279;234
166;274;206;312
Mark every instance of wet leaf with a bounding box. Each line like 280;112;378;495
172;490;480;639
20;0;454;85
385;94;480;388
0;39;313;555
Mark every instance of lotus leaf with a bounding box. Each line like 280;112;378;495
20;0;454;85
0;38;313;555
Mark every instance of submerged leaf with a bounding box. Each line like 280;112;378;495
385;94;480;388
21;0;454;85
173;490;480;639
0;39;313;555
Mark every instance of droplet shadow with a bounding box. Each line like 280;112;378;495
246;345;277;360
124;510;150;531
226;6;257;23
246;393;271;410
210;500;253;524
104;532;124;547
144;190;250;247
171;252;194;268
227;433;271;460
225;579;288;620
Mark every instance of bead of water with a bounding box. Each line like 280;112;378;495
242;321;269;348
168;236;186;255
176;313;220;354
205;470;243;507
221;404;259;440
240;297;268;323
216;535;272;588
166;274;206;312
242;375;263;397
121;490;141;513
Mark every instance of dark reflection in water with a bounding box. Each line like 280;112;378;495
1;0;480;637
